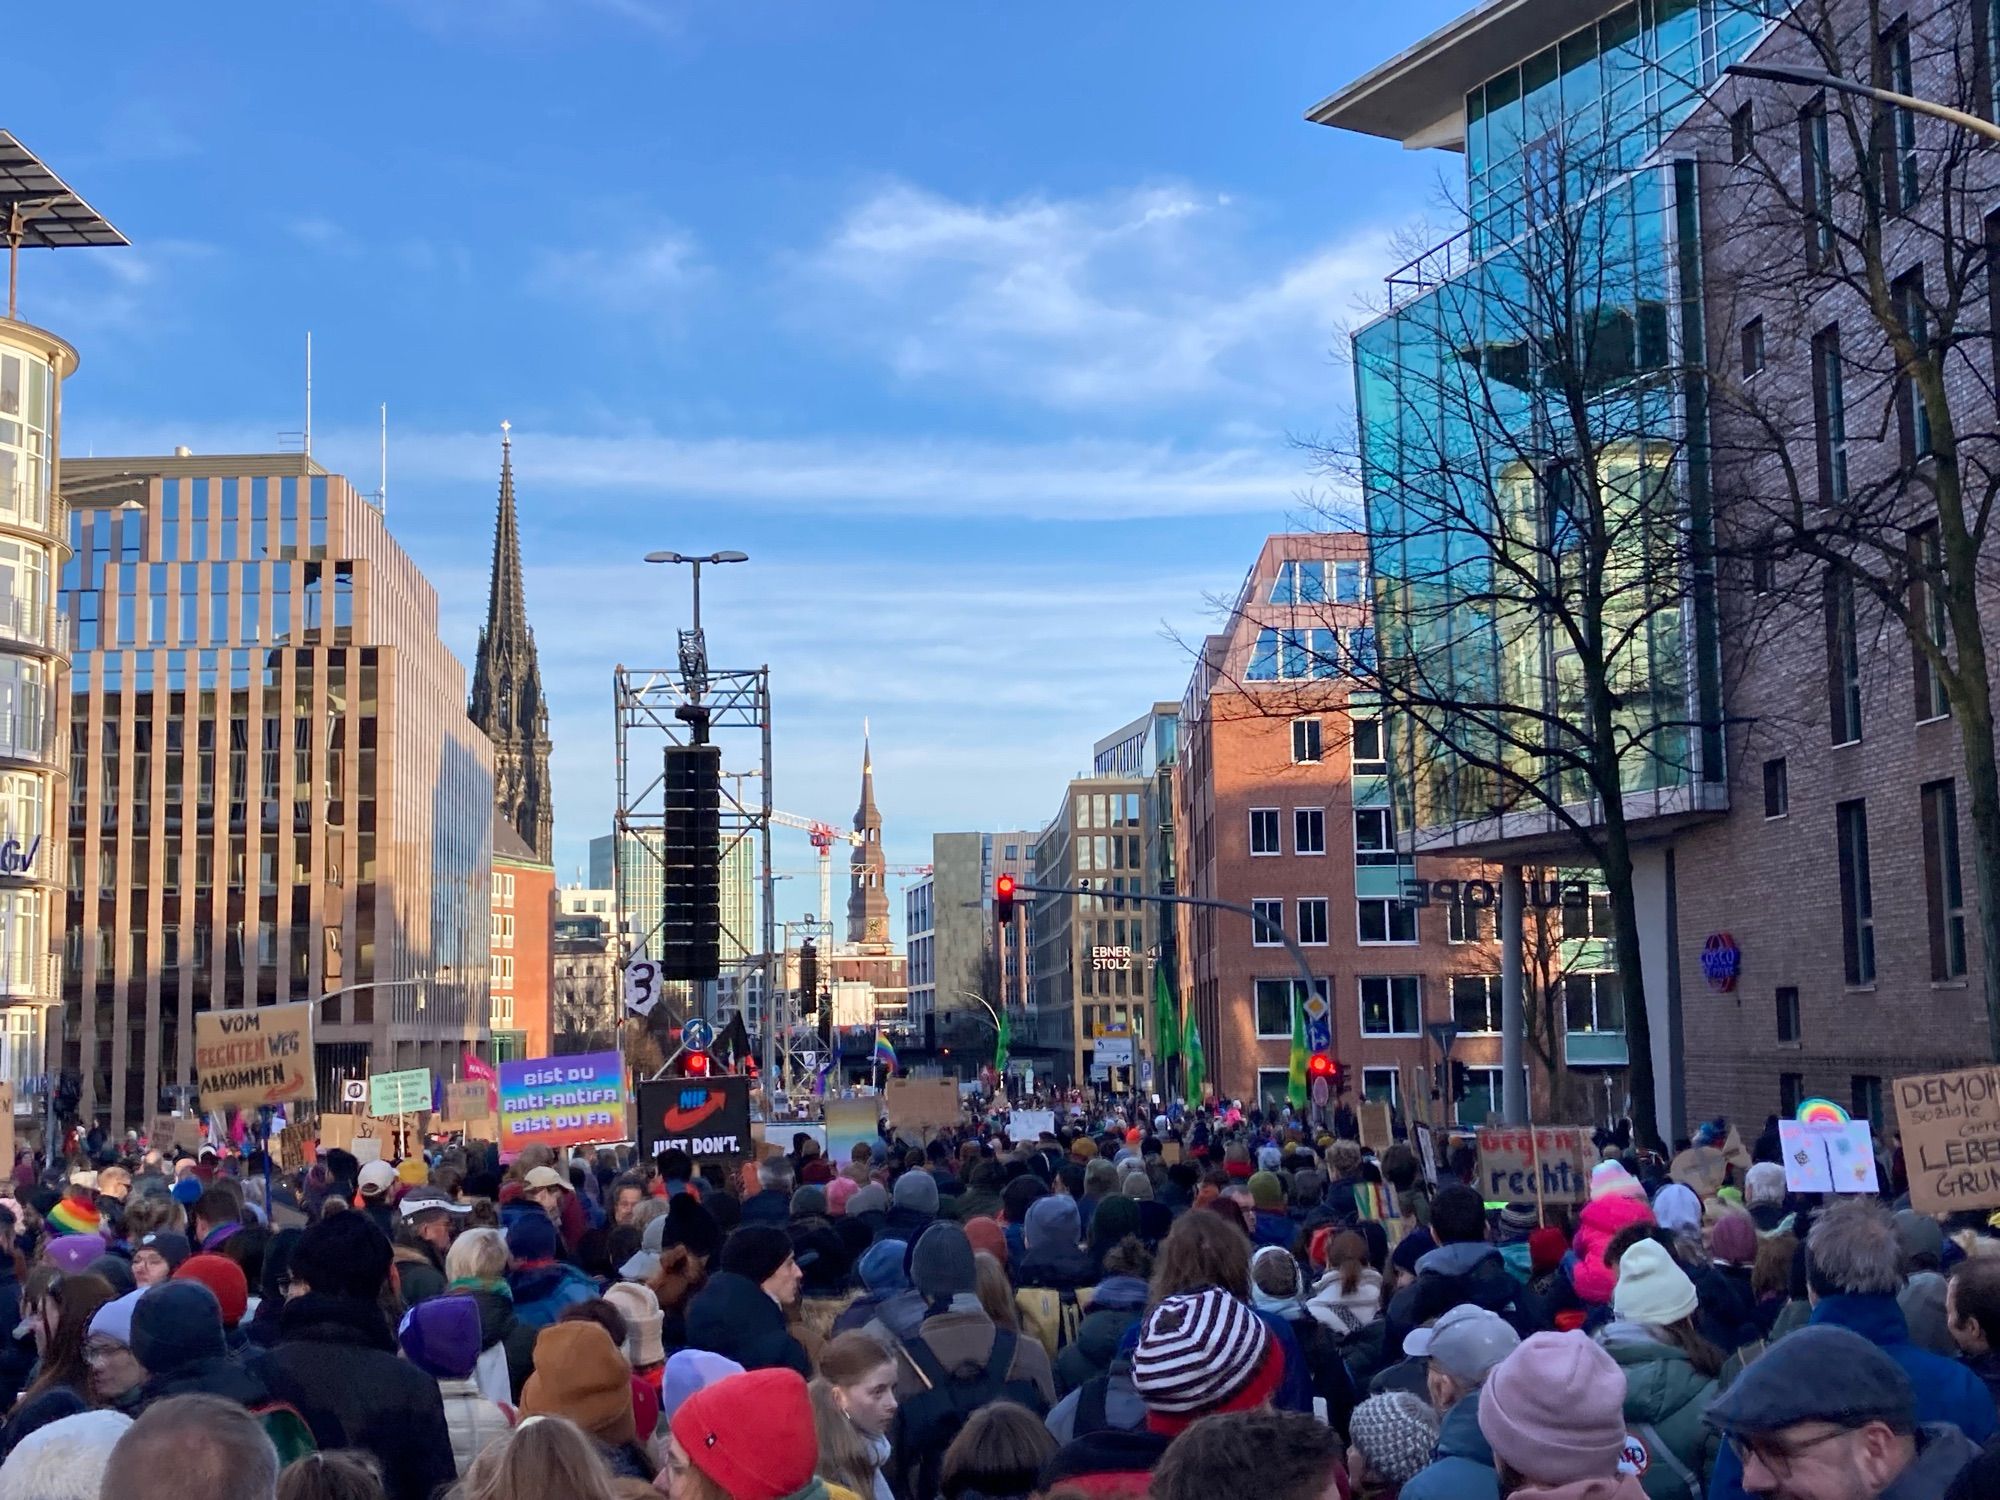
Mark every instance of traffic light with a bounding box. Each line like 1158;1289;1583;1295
994;874;1017;925
1307;1053;1334;1080
660;744;721;981
682;1049;709;1077
1450;1060;1471;1102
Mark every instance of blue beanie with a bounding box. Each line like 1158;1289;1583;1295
506;1211;559;1263
171;1177;202;1207
398;1294;482;1380
131;1282;225;1375
858;1239;909;1294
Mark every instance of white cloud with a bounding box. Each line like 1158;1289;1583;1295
795;180;1397;411
532;229;704;317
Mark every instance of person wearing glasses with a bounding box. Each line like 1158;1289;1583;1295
1703;1324;1980;1500
83;1289;147;1413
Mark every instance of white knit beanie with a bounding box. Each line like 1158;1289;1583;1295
1613;1238;1698;1325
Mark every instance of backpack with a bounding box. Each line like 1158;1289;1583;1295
252;1401;318;1467
1072;1374;1114;1438
1015;1285;1093;1359
891;1330;1046;1500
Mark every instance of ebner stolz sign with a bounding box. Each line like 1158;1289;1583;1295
636;1076;752;1163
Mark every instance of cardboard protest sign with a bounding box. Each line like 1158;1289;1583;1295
635;1076;752;1163
1895;1065;2000;1214
368;1068;432;1117
1010;1109;1056;1142
885;1077;961;1134
1358;1100;1393;1152
1778;1120;1834;1193
194;1001;316;1111
446;1081;492;1120
1474;1125;1593;1204
496;1051;626;1161
1414;1123;1439;1186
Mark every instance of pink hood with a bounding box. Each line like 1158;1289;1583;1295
1570;1194;1654;1304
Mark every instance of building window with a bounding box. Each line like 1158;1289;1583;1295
1730;102;1754;164
1893;268;1932;463
1358;897;1417;945
1446;896;1482;944
1880;20;1919;214
1454;974;1502;1035
1801;98;1834;265
1251;898;1283;947
1255;977;1328;1040
1350;714;1385;774
1564;971;1624;1035
1836;799;1876;984
1922;779;1968;981
1361;1066;1400;1108
1780;1072;1805;1116
1740;316;1764;377
1359;975;1421;1037
1751;535;1775;595
1826;572;1862;746
1267;560;1327;605
1776;986;1800;1044
1255;1069;1291;1115
1911;524;1950;722
1763;758;1788;819
1333;560;1366;604
1562;889;1613;941
1811;324;1847;505
1354;807;1397;866
1852;1074;1884;1127
1249;808;1281;857
1298;898;1329;947
1292;718;1322;764
1293;808;1326;856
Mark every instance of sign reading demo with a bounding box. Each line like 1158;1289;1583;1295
1895;1065;2000;1215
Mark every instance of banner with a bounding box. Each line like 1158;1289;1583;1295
1474;1125;1593;1204
1896;1065;2000;1214
1778;1119;1883;1194
446;1080;492;1120
368;1067;432;1117
1358;1100;1393;1152
822;1098;879;1166
1010;1109;1056;1142
194;1001;316;1111
634;1076;752;1163
496;1051;627;1160
884;1077;961;1134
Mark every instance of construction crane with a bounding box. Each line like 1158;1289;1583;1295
770;809;933;931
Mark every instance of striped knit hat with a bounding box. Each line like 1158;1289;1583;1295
1130;1287;1277;1425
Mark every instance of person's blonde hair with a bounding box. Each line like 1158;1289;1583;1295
809;1374;882;1498
121;1194;186;1243
451;1415;617;1500
974;1253;1017;1328
446;1227;510;1283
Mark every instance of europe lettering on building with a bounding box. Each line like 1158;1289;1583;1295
1400;878;1588;910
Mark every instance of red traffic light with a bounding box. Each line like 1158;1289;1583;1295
995;874;1018;925
683;1050;709;1077
1308;1053;1334;1078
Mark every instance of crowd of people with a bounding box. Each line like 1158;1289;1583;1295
0;1104;1992;1500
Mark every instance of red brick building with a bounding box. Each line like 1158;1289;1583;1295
1177;534;1544;1122
492;815;555;1060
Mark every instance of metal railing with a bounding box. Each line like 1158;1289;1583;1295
1385;224;1476;311
0;598;67;655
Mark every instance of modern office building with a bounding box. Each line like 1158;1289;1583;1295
61;453;494;1126
904;829;1037;1077
1177;534;1549;1120
1311;3;1782;1140
490;812;554;1060
552;909;620;1053
590;827;755;967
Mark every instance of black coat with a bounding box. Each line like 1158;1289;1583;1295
683;1271;811;1376
1382;1243;1544;1356
249;1293;455;1500
1695;1263;1763;1353
136;1354;270;1412
738;1190;792;1228
0;1261;28;1412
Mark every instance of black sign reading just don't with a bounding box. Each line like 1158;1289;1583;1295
636;1075;753;1164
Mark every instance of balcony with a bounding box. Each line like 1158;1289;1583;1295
1564;1030;1629;1067
1385;224;1474;312
0;598;67;658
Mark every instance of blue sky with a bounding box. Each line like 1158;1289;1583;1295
12;1;1464;910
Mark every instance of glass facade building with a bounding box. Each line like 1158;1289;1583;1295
60;454;494;1127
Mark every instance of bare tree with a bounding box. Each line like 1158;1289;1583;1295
1697;0;2000;1051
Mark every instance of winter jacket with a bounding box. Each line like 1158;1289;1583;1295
135;1353;271;1412
684;1270;812;1376
1045;1365;1145;1443
507;1259;598;1330
437;1376;513;1475
1384;1242;1541;1358
1595;1323;1717;1499
248;1292;455;1500
891;1309;1056;1407
1569;1196;1654;1306
1879;1425;1980;1500
879;1206;935;1245
834;1288;927;1346
1707;1295;1998;1500
1054;1276;1147;1394
1402;1390;1498;1500
1016;1244;1096;1292
459;1284;539;1402
1254;1306;1317;1415
1040;1426;1171;1500
391;1242;447;1309
1496;1478;1646;1500
1693;1263;1760;1354
0;1260;28;1412
1307;1268;1384;1337
1252;1210;1296;1250
738;1189;792;1227
1964;1349;2000;1411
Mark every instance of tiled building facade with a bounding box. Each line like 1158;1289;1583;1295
492;814;555;1060
61;454;494;1127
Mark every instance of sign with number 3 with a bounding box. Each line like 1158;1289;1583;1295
624;960;662;1017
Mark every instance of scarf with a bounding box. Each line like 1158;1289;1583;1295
450;1275;511;1299
47;1197;100;1236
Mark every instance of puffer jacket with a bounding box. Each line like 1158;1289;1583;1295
1402;1389;1498;1500
1053;1276;1146;1394
1596;1323;1718;1500
1570;1195;1654;1305
507;1260;598;1330
437;1375;513;1475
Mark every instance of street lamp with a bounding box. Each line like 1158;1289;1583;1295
643;550;749;638
1723;62;2000;143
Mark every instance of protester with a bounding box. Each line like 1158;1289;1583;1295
176;1253;252;1341
602;1280;668;1399
1383;1186;1537;1357
397;1293;514;1475
659;1348;743;1425
129;1280;269;1411
1476;1331;1643;1500
1250;1245;1355;1431
938;1402;1056;1500
505;1212;596;1330
99;1393;280;1500
1053;1237;1149;1398
1149;1408;1348;1500
248;1212;455;1500
131;1230;192;1289
1742;1164;1790;1234
833;1239;922;1345
1348;1391;1440;1500
1599;1240;1720;1497
0;1409;131;1500
392;1186;468;1308
1568;1165;1654;1312
84;1290;147;1411
1705;1324;1981;1500
666;1367;832;1500
683;1225;811;1376
808;1331;899;1500
1399;1305;1520;1500
520;1319;654;1481
0;1272;114;1459
451;1413;621;1500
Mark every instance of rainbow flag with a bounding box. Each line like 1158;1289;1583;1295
873;1032;898;1074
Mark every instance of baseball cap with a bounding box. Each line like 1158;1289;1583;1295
357;1160;398;1195
522;1166;573;1193
398;1185;472;1220
1402;1304;1521;1384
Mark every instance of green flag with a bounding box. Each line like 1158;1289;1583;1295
994;1008;1012;1076
1182;1001;1206;1109
1287;983;1309;1110
1154;965;1179;1061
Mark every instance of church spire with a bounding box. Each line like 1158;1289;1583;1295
469;421;555;863
847;722;889;948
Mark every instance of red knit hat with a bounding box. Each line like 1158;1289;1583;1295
1528;1226;1569;1277
174;1254;248;1329
671;1368;816;1500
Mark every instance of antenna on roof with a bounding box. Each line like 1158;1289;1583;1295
376;402;388;513
303;331;313;458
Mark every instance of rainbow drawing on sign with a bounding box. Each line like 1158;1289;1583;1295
1795;1098;1851;1128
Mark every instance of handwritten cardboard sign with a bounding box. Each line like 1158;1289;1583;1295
1475;1125;1593;1204
194;1001;316;1111
446;1081;492;1120
1895;1066;2000;1214
1358;1100;1393;1152
884;1077;961;1134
